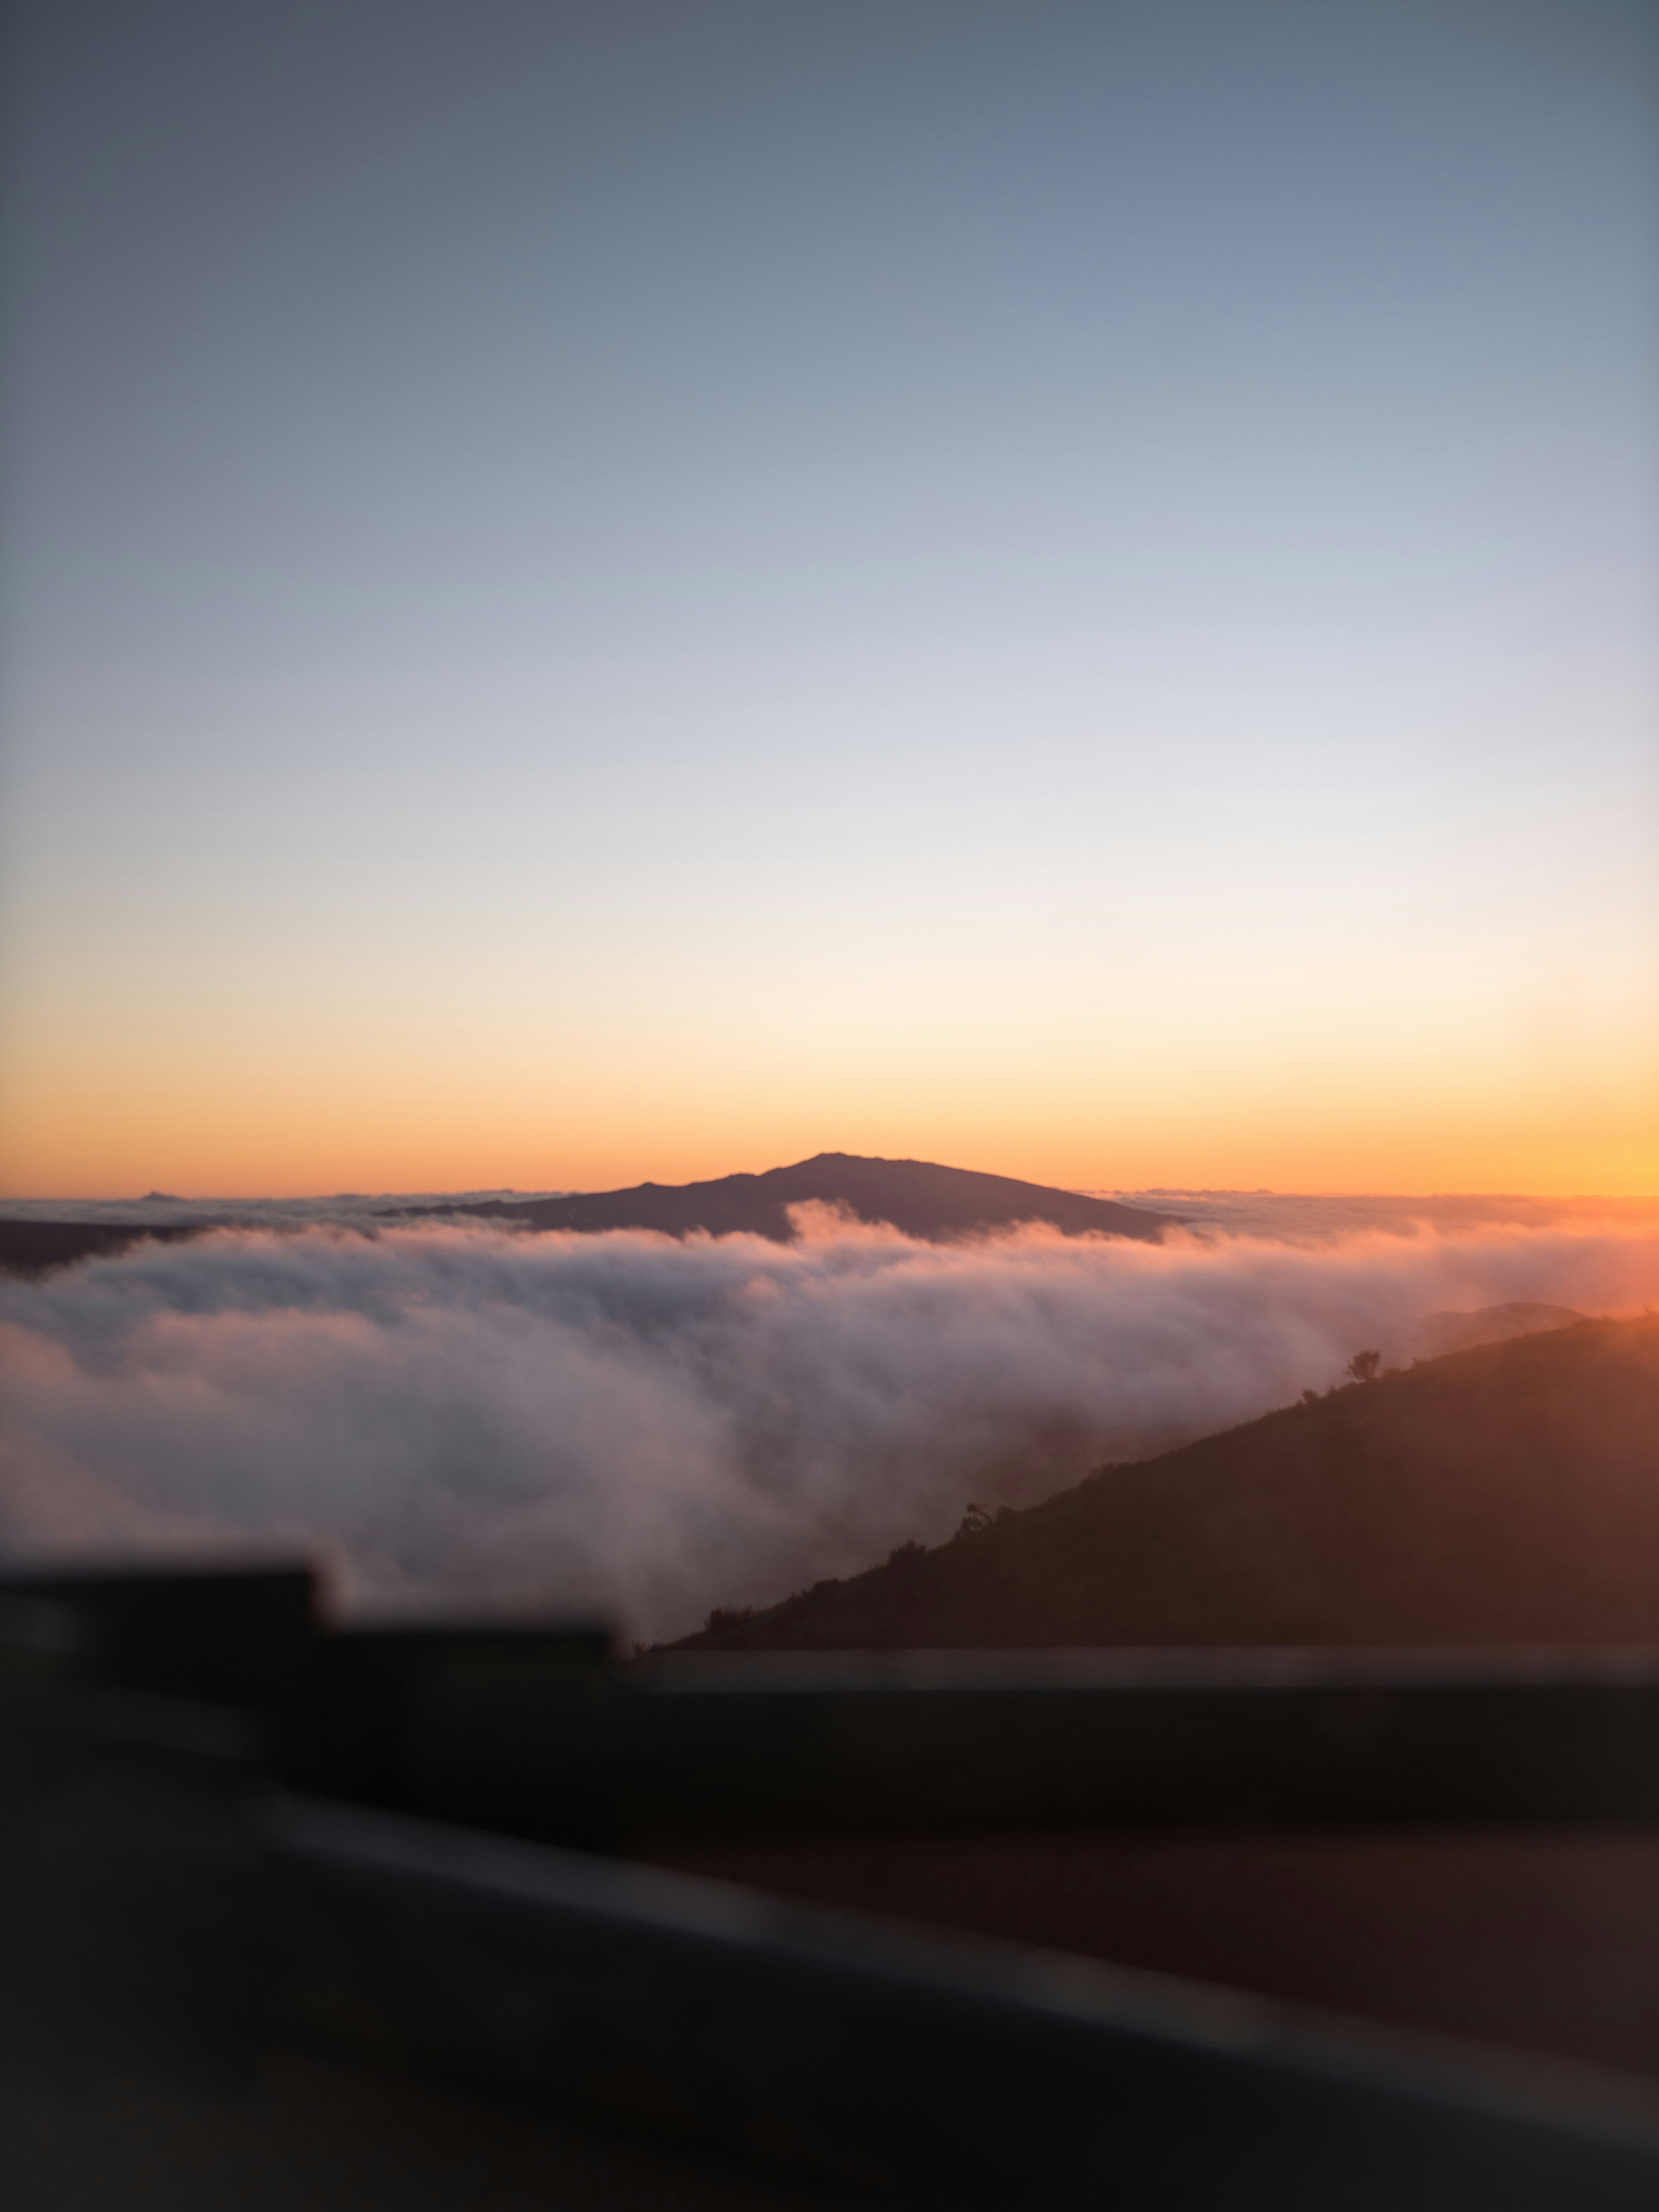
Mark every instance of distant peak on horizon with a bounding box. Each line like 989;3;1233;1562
393;1153;1181;1246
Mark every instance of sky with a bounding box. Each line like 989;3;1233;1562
2;0;1655;1200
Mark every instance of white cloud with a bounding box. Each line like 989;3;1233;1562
3;1209;1656;1640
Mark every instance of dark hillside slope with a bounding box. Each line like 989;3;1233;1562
677;1316;1659;1650
397;1153;1178;1244
0;1220;205;1278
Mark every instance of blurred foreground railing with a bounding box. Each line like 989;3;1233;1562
3;1561;1658;2209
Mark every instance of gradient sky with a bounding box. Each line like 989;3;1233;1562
2;0;1655;1199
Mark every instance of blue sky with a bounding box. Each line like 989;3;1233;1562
3;0;1655;1194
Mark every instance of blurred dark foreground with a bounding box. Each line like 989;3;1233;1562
3;1562;1658;2209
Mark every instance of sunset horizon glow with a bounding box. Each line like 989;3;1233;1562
3;4;1655;1207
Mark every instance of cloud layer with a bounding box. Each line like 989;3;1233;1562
3;1209;1657;1640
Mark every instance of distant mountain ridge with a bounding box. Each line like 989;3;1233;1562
0;1220;205;1278
674;1314;1659;1652
391;1153;1181;1244
1407;1301;1583;1361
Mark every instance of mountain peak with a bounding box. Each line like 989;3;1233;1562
396;1155;1180;1245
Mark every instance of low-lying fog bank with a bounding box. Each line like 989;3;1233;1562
3;1207;1657;1640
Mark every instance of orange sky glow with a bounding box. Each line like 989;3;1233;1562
3;4;1655;1208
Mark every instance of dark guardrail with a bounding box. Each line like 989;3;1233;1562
3;1560;1658;2208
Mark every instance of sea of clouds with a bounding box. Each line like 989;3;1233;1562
3;1202;1658;1641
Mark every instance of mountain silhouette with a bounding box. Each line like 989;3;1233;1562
394;1153;1179;1244
674;1313;1659;1651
